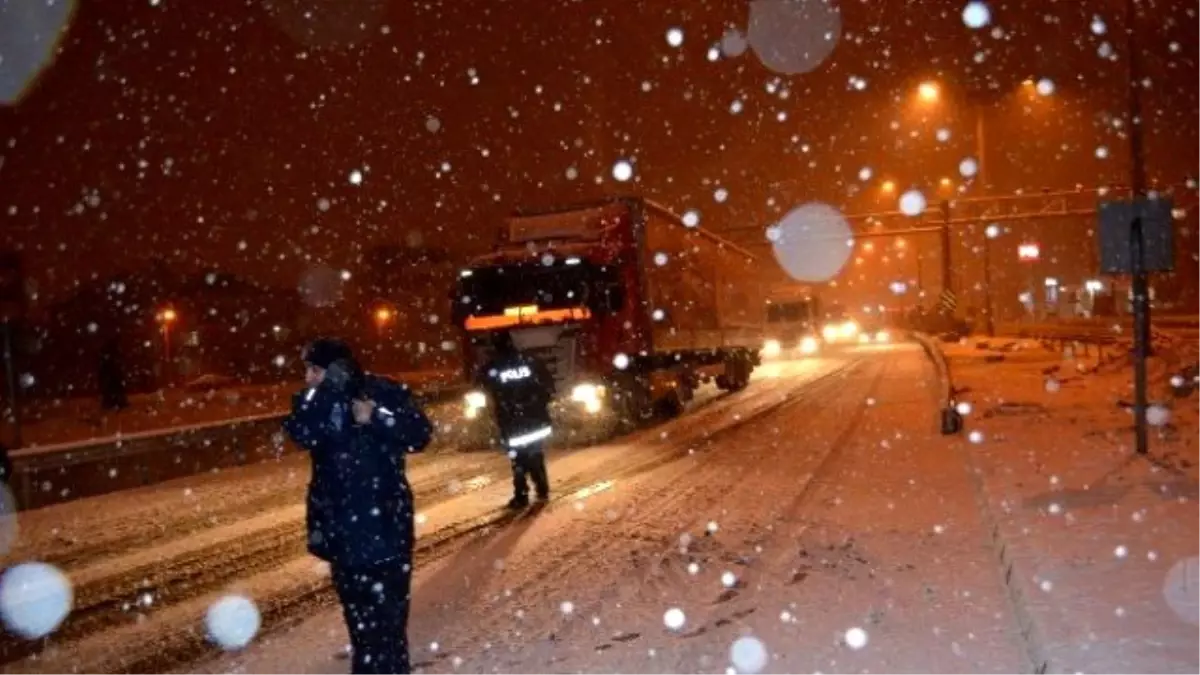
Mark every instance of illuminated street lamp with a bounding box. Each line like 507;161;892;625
373;306;395;336
880;180;897;195
156;307;178;382
917;81;940;103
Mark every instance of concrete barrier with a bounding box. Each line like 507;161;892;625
9;379;468;511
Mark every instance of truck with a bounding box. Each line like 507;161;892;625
761;285;822;359
450;196;769;432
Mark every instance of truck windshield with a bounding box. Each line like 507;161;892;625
452;261;618;325
766;301;814;325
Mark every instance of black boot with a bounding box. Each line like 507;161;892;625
507;495;530;510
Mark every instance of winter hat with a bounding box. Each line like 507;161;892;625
302;338;354;370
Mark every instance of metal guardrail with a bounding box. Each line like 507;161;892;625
9;376;469;511
994;315;1198;341
911;332;962;435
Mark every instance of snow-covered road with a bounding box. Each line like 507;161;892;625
193;343;1035;674
6;340;1193;674
1;348;857;673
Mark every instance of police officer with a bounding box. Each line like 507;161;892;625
476;331;555;509
283;338;432;674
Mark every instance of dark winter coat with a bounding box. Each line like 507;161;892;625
475;350;556;445
283;374;432;568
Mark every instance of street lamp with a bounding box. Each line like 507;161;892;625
917;81;940;103
156;307;178;384
880;180;897;195
373;306;394;337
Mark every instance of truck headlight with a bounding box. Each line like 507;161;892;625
463;390;487;419
875;330;890;343
841;320;859;338
799;336;819;354
571;383;605;414
762;339;782;358
822;324;839;341
858;333;871;344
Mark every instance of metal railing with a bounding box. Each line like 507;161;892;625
8;373;468;511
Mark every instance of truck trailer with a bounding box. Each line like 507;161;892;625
450;196;768;432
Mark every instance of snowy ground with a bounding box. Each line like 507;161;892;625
0;352;846;672
943;337;1199;673
3;340;1195;674
197;343;1035;675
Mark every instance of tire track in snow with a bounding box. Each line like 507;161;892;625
6;359;850;674
395;357;880;669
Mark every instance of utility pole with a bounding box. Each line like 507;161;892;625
1125;0;1151;456
982;231;996;336
939;200;954;314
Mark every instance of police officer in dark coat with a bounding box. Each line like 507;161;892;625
283;338;432;675
475;331;555;509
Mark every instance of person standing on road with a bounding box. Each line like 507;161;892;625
476;331;555;509
283;338;432;674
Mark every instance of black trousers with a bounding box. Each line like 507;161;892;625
510;442;549;499
331;561;412;674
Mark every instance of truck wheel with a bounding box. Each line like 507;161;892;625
612;378;654;430
722;353;752;392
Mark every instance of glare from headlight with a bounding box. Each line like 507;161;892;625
799;336;819;354
841;320;860;338
875;330;890;343
858;333;871;344
763;339;782;358
464;390;488;419
571;383;605;414
822;324;839;341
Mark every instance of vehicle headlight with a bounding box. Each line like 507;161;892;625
841;320;859;338
822;324;839;341
763;339;782;358
799;336;819;354
858;333;871;344
875;330;890;343
571;383;605;414
463;390;487;419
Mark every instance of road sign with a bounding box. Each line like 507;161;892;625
939;289;958;312
1097;197;1175;273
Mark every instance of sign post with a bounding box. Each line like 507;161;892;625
0;252;26;449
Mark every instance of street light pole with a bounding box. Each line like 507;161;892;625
974;103;987;190
983;228;997;336
1124;0;1150;456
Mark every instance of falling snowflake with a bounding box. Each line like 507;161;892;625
613;353;630;370
1146;404;1171;427
959;158;979;178
968;430;984;444
899;190;926;216
348;169;363;185
205;594;261;650
721;571;738;588
845;627;868;649
858;167;872;181
1036;78;1055;96
0;563;73;639
560;601;575;615
954;401;972;415
1114;545;1128;559
714;188;729;203
612;160;634;182
962;2;991;29
682;209;701;227
663;607;686;630
666;27;684;47
730;636;769;673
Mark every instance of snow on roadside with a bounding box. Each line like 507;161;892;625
198;346;1032;674
945;340;1199;673
9;358;843;673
